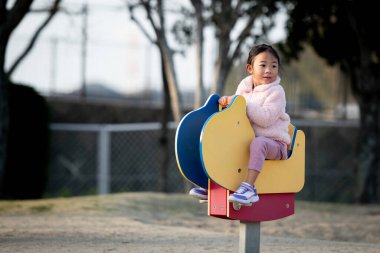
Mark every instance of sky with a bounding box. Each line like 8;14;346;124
6;0;287;96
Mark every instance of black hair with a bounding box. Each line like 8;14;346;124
247;44;280;66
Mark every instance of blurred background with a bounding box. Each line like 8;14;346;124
1;0;377;204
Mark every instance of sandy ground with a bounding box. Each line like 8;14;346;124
0;192;380;253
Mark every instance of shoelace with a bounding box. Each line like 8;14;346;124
236;184;250;194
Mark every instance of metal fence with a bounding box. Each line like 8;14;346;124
46;122;183;197
46;120;366;203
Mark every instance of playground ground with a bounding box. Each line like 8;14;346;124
0;192;379;253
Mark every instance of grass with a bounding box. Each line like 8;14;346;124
1;192;380;245
0;192;207;218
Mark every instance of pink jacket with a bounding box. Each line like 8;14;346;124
235;75;291;144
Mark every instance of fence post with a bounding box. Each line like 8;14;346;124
97;125;110;194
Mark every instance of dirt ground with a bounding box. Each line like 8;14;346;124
0;192;380;253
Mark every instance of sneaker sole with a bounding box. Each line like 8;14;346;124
228;195;259;205
189;193;208;200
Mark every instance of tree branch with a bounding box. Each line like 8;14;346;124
7;0;61;77
127;2;156;44
142;0;162;40
0;0;7;25
4;0;33;36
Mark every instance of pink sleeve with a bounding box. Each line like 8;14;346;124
235;76;252;95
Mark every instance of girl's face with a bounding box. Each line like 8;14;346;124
246;51;279;87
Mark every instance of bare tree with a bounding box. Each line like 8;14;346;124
209;0;280;95
190;0;205;108
0;0;61;195
127;0;183;192
0;0;34;194
128;0;182;124
7;0;61;76
182;0;281;99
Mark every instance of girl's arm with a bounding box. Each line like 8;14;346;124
235;76;252;95
219;76;251;108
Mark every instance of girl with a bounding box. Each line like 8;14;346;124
190;44;291;205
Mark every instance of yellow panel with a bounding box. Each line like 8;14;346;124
255;130;305;194
201;96;254;191
201;95;305;194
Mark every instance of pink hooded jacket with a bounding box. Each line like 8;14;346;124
235;75;291;145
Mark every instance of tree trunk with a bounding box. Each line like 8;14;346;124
0;29;10;195
211;34;230;95
128;0;182;124
214;60;230;95
0;0;34;197
354;94;380;203
158;56;170;193
351;49;380;203
213;49;234;95
160;42;182;123
128;0;183;192
0;68;9;195
191;0;205;109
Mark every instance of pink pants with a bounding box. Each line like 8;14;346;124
248;136;288;172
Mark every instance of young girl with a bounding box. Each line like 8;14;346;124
189;44;291;205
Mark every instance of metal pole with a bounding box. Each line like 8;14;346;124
50;36;58;95
239;221;260;253
81;2;88;99
98;126;110;194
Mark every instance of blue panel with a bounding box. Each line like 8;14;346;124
287;125;297;158
175;94;220;188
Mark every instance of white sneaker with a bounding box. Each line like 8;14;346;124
228;182;259;205
189;187;208;200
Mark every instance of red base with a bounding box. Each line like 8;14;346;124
208;181;295;222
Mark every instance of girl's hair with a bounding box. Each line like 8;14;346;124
247;44;280;66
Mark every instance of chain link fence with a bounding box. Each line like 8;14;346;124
45;123;184;197
45;120;367;203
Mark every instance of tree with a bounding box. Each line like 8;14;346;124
174;0;283;105
127;0;182;124
280;0;380;203
127;0;183;192
209;0;281;95
0;0;34;194
7;0;61;76
0;0;61;196
189;0;205;108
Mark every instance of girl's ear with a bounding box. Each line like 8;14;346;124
246;64;253;74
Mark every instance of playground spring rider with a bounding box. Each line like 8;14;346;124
175;94;305;253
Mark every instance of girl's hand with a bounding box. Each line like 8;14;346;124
218;96;230;108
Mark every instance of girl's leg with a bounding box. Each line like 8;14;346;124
229;137;286;204
248;136;287;184
246;169;259;186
